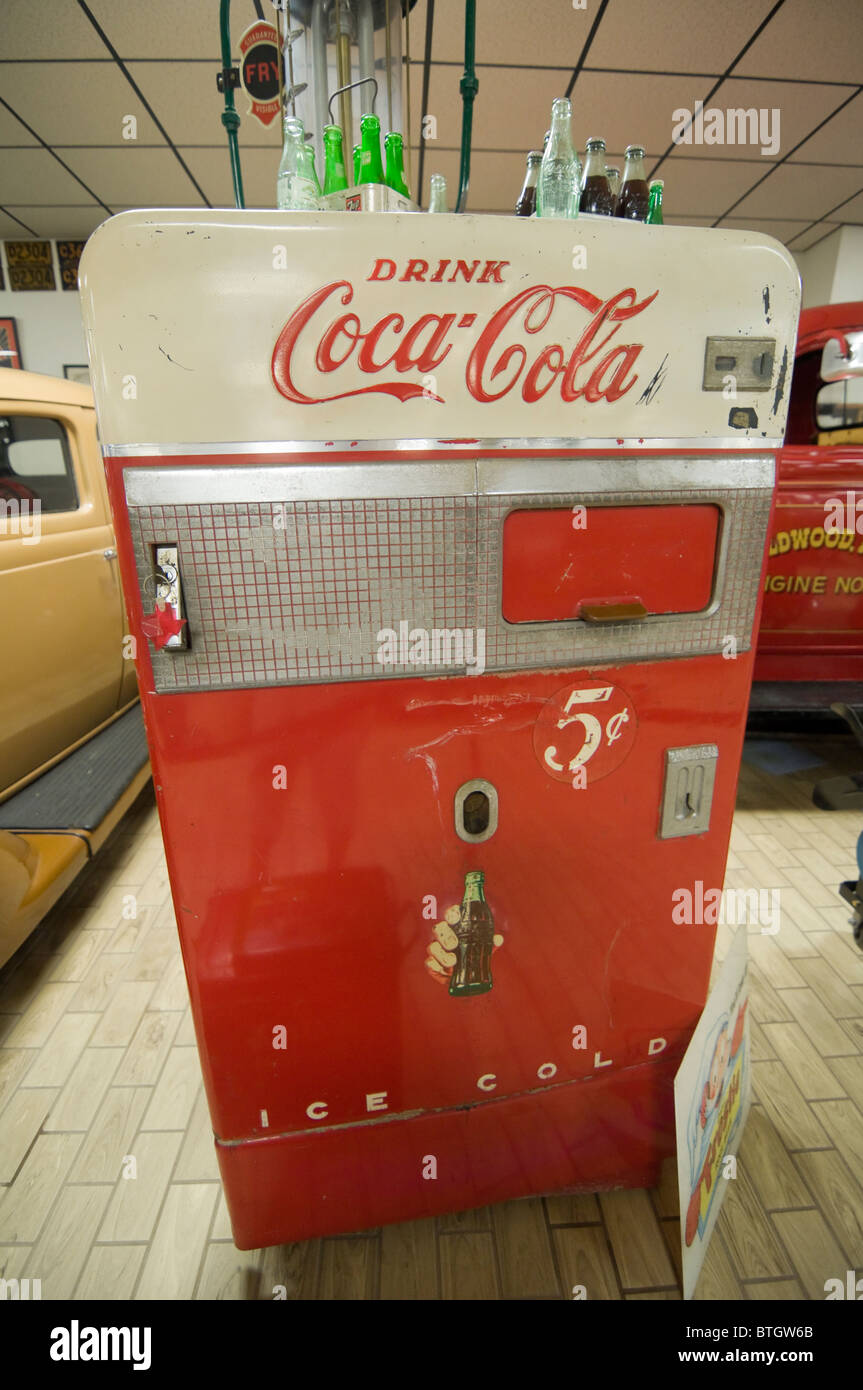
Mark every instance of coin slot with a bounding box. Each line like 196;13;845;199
454;779;498;844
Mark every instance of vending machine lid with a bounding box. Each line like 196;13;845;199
78;209;800;453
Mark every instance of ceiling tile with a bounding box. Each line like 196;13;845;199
1;205;107;239
789;91;863;167
0;0;109;59
735;0;863;84
59;147;207;207
717;216;813;246
427;66;714;157
126;62;282;149
588;0;779;75
0;63;167;146
787;224;842;252
829;190;863;224
84;0;220;59
0;148;101;204
178;147;284;210
652;157;767;219
417;0;581;69
731;162;862;221
661;78;857;164
0;102;38;147
0;209;40;235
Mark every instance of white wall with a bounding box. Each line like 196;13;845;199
0;284;87;381
795;226;863;310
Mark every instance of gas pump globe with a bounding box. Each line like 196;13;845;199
275;0;415;180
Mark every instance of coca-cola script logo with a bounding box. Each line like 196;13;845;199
271;257;658;407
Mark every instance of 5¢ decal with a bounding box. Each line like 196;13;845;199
533;683;637;787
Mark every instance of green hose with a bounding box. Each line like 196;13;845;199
455;0;477;213
219;0;245;209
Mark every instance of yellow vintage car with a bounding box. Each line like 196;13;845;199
0;370;150;970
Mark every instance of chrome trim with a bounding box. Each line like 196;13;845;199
478;456;773;495
125;462;475;506
104;435;783;459
126;455;775;508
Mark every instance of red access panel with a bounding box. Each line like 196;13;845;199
502;504;721;623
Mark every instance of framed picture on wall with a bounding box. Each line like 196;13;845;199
63;364;90;387
0;318;23;369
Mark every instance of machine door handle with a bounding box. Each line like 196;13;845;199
579;600;648;624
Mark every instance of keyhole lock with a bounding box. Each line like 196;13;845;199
454;779;499;844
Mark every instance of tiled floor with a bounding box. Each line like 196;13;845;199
1;733;861;1300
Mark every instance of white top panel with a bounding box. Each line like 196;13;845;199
78;209;800;450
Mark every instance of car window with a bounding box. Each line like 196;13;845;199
816;376;863;432
0;415;79;514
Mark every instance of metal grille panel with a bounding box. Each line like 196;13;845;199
126;469;773;692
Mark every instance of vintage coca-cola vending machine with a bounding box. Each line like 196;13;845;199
80;210;799;1249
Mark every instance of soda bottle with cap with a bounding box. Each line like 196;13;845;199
357;113;385;185
646;178;664;224
579;137;615;215
616;144;650;220
515;150;542;217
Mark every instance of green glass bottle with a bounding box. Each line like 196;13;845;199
353;144;361;185
357;113;385;185
449;870;494;998
384;131;410;198
646;178;664;225
300;143;322;198
322;125;348;195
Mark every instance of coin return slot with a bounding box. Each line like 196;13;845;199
454;779;498;844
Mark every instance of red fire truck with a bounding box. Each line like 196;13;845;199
754;301;863;701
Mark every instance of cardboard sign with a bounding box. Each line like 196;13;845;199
675;924;751;1300
4;240;56;291
57;240;85;292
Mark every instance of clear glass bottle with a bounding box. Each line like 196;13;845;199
616;144;650;221
515;150;542;217
538;98;578;219
301;143;322;199
277;117;320;210
579;138;615;215
428;173;448;213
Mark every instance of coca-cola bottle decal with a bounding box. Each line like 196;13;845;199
425;871;501;997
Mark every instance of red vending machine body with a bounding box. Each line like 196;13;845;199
80;211;799;1248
